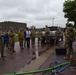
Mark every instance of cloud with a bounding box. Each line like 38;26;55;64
0;0;67;28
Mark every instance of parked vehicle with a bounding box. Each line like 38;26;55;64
41;26;63;45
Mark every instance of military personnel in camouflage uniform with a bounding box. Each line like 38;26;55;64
59;28;63;41
64;24;75;60
37;29;42;46
0;26;6;58
8;27;15;53
31;28;36;47
18;28;24;49
45;25;50;46
54;28;63;45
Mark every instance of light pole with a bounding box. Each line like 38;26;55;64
52;18;55;26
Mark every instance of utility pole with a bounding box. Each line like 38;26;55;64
52;18;55;26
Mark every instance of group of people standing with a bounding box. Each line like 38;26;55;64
45;25;63;46
44;24;76;61
0;25;58;58
0;26;15;58
0;24;74;60
18;27;42;49
0;26;43;58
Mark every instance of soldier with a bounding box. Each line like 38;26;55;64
45;25;50;46
18;28;24;49
8;27;15;53
31;28;36;47
0;26;6;58
64;23;75;60
54;28;63;45
37;29;42;46
59;28;63;41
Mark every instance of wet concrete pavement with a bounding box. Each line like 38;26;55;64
1;39;76;75
34;41;76;75
17;40;76;75
0;39;49;75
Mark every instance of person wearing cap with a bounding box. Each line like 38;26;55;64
45;25;50;46
0;26;6;58
18;28;24;49
54;27;63;45
8;27;15;53
64;23;75;60
37;29;42;46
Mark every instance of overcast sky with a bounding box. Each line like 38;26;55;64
0;0;67;28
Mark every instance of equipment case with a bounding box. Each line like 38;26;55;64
55;47;66;55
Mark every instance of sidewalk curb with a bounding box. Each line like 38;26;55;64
18;46;57;75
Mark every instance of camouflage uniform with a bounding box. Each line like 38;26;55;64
64;29;68;47
31;29;36;47
37;30;42;46
18;28;24;49
45;26;50;46
59;29;63;41
0;31;5;58
8;28;15;53
54;28;63;44
65;26;75;59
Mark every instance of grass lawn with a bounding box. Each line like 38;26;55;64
14;34;19;42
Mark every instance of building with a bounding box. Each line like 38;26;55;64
0;21;27;33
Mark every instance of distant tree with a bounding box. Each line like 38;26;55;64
30;25;36;29
63;0;76;28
